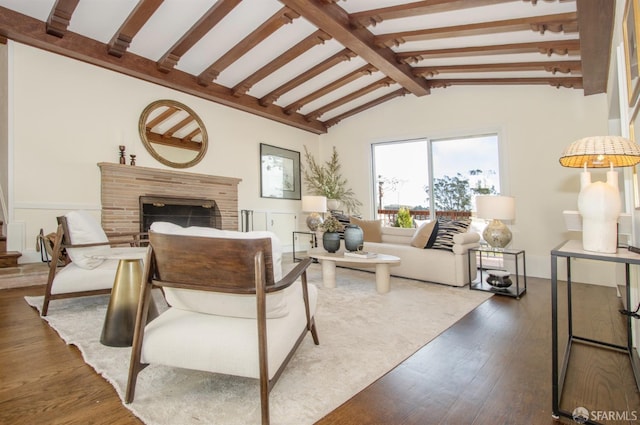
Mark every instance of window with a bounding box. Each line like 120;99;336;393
372;134;500;222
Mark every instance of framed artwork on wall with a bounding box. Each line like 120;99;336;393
260;143;301;200
624;0;640;106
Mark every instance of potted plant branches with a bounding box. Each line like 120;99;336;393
302;146;362;214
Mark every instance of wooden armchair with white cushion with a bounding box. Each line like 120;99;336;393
125;223;319;425
41;210;147;316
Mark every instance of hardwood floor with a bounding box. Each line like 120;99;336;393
0;283;141;425
1;276;639;424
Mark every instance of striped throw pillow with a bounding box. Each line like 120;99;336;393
431;218;471;252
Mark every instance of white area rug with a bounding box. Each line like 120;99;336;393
26;264;491;425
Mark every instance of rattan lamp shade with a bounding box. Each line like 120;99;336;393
559;136;640;168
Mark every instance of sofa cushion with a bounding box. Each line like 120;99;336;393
431;218;471;252
410;220;437;248
50;260;120;294
64;210;110;270
350;216;382;242
149;222;287;319
453;231;481;245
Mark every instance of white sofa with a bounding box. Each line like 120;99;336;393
355;226;480;287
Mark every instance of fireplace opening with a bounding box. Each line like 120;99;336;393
139;195;222;232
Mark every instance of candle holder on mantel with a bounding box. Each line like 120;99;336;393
119;145;126;164
130;154;136;166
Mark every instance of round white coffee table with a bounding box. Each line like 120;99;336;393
308;248;401;294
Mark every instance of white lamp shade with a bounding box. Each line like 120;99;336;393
302;195;327;213
476;195;515;221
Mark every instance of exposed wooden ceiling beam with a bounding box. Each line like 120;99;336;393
279;0;430;97
375;12;578;47
284;64;377;114
576;0;613;95
428;77;583;89
324;88;408;127
397;40;581;63
0;6;327;134
350;0;516;27
259;48;356;106
157;0;241;73
232;29;331;97
413;60;582;77
108;0;164;58
46;0;80;38
306;76;394;120
197;6;300;85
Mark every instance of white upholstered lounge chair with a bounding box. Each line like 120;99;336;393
125;223;319;425
41;210;147;316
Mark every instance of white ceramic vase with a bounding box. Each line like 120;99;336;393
578;170;620;253
327;199;341;211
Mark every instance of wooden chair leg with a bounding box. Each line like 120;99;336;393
309;317;319;345
300;271;319;345
42;225;64;316
125;363;152;403
126;253;153;404
41;296;50;317
125;369;139;404
260;381;270;425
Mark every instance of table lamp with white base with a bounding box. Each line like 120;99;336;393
559;135;640;254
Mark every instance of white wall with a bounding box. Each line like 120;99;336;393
3;41;622;283
8;42;319;260
319;85;612;282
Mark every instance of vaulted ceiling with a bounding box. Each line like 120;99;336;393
0;0;614;134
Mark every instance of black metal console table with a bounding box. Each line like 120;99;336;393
292;231;317;262
551;240;640;424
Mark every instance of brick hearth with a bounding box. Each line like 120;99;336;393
98;163;241;234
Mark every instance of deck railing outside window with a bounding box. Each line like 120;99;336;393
377;209;472;227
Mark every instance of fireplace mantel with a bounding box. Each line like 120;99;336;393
98;163;241;234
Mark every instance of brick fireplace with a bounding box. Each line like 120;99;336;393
98;163;241;234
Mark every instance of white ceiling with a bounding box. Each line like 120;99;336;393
0;0;595;132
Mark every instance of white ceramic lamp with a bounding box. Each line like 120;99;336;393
476;195;516;248
302;196;327;231
559;136;640;254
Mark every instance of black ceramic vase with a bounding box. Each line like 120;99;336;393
344;224;364;252
322;232;341;253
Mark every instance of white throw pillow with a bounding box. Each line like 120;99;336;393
410;220;437;248
64;210;109;269
150;222;287;318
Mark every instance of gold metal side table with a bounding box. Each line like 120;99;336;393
93;248;158;347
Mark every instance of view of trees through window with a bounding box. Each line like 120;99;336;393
373;135;500;219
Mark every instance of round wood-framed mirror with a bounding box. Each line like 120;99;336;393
138;99;208;168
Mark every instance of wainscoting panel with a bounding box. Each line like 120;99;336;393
270;212;297;252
